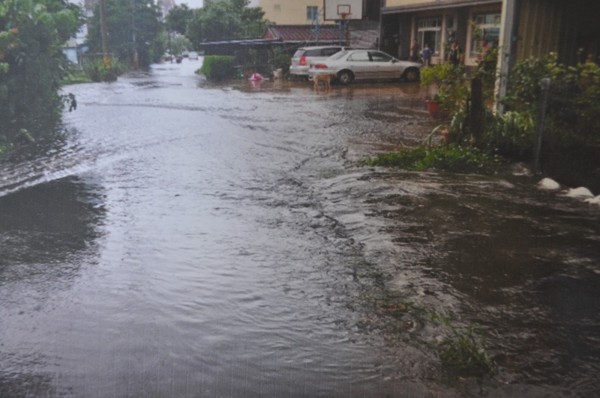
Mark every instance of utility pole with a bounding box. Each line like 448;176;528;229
494;0;518;114
99;0;112;69
131;0;139;69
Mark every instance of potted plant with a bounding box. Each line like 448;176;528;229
421;63;468;119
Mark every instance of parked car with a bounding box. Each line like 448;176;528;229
308;49;422;84
188;51;199;60
289;45;345;78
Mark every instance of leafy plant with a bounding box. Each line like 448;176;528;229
199;55;237;80
421;63;469;117
0;0;82;147
483;110;535;158
83;58;124;82
505;53;600;153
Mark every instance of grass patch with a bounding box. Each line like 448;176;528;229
432;311;495;377
365;145;501;174
62;71;92;85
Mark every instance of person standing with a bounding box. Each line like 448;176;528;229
421;43;432;66
410;39;420;62
448;41;461;67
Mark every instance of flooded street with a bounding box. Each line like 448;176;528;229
1;60;599;397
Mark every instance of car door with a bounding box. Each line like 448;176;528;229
346;50;372;80
368;51;399;80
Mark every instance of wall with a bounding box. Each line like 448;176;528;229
259;0;334;25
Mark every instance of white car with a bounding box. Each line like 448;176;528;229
289;45;345;79
188;51;199;60
308;49;422;84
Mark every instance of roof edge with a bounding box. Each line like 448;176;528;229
382;0;500;14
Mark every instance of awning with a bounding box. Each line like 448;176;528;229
382;0;500;15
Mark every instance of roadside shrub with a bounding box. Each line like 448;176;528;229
365;145;501;174
62;70;92;85
270;47;291;74
83;58;123;82
0;1;82;147
481;110;536;159
199;55;237;80
445;53;600;172
505;53;600;150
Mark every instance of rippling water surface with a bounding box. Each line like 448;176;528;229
0;61;598;397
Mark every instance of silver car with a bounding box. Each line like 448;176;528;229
289;45;345;78
308;49;422;84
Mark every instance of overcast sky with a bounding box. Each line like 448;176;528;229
175;0;203;8
175;0;259;8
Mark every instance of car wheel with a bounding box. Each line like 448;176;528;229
337;70;354;85
403;68;420;83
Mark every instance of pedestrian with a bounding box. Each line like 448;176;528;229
448;41;461;67
421;43;432;66
410;39;420;62
479;40;490;64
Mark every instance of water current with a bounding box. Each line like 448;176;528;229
1;61;599;397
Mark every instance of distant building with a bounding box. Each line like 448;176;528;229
257;1;381;49
259;0;334;26
63;0;92;66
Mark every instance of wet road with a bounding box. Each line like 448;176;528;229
1;60;599;397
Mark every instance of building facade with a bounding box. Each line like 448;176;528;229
381;0;502;65
380;0;599;66
259;0;334;25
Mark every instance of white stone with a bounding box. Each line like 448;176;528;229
537;177;560;191
564;187;594;199
584;195;600;206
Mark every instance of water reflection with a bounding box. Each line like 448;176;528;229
0;175;105;270
0;175;105;397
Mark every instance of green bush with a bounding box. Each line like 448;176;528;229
446;53;600;165
481;110;536;159
83;58;123;82
505;53;600;150
0;1;82;147
199;55;237;81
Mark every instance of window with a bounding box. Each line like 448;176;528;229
307;6;318;22
471;13;501;56
320;47;343;57
369;51;393;62
417;17;442;55
348;51;370;62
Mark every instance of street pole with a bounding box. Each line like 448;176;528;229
494;0;518;114
131;0;139;69
533;78;551;173
99;0;111;70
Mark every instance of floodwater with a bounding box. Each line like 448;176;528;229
0;60;598;397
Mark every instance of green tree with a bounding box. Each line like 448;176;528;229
187;0;266;45
87;0;163;68
165;4;193;36
0;0;82;147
